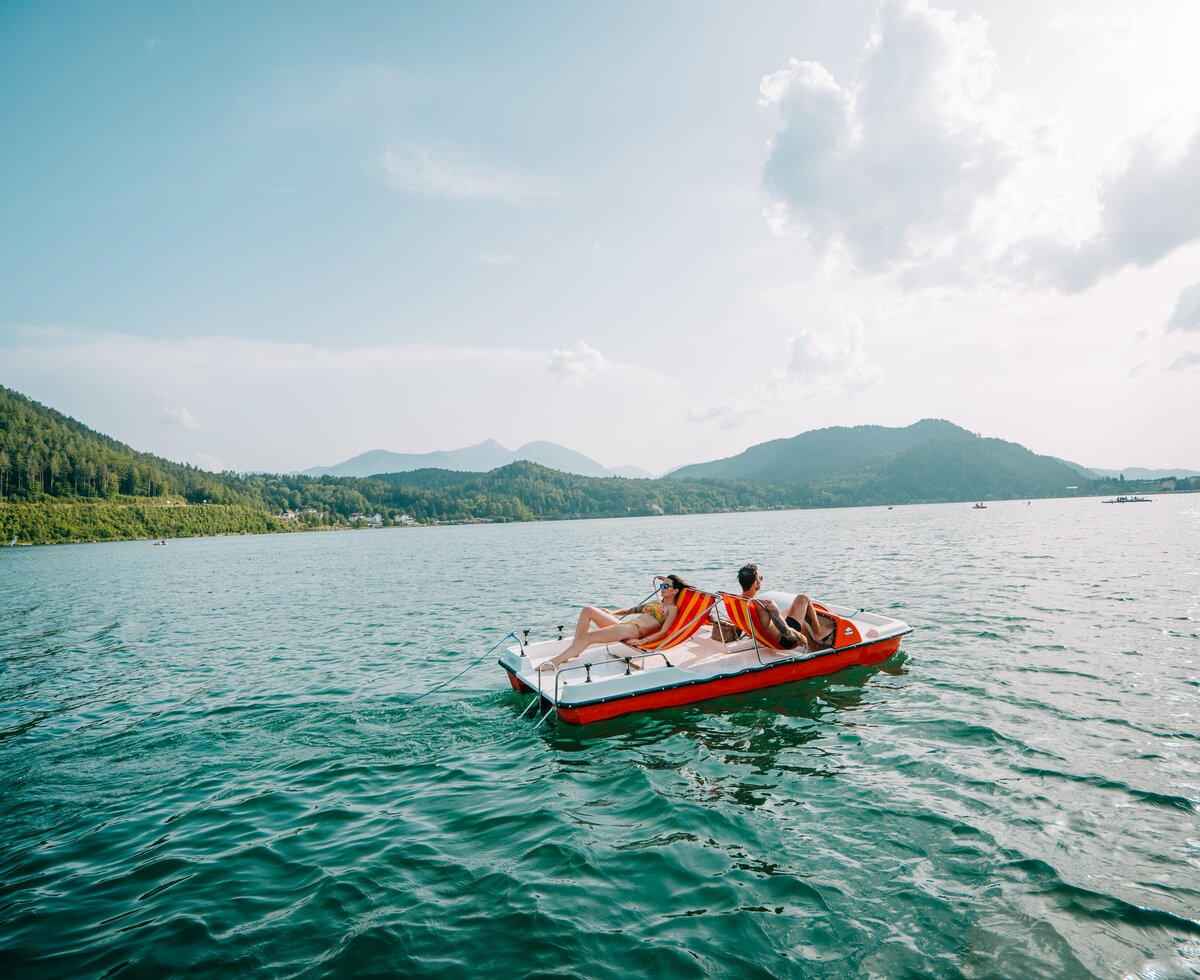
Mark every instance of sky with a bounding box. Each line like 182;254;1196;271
2;0;1199;476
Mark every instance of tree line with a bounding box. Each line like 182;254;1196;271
3;384;1196;546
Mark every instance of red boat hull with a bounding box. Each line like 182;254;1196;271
504;635;903;724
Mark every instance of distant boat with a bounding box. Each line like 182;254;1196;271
8;535;15;547
1102;496;1152;504
972;503;987;509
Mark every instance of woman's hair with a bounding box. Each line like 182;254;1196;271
663;573;693;594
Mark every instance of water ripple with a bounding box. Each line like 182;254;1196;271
1;498;1199;976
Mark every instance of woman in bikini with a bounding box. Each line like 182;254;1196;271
538;574;694;671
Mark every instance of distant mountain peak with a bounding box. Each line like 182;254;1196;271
300;439;642;480
667;417;1084;498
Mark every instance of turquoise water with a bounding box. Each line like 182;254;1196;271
2;497;1198;977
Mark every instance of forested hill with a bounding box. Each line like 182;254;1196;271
2;385;1193;545
0;387;808;541
371;462;804;521
0;386;253;504
668;419;1087;500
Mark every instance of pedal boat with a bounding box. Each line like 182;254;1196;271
499;590;911;725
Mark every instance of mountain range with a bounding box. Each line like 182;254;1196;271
665;419;1092;501
5;380;1199;547
1088;466;1200;480
301;440;652;480
308;428;1198;485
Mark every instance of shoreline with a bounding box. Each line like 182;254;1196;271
3;489;1194;548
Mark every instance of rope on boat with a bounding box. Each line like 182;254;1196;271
402;631;519;705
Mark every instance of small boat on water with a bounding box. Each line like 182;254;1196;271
972;503;987;509
1102;495;1152;504
499;589;911;725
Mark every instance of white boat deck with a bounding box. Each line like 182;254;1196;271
500;598;909;710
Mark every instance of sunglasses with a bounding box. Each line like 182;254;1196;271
658;582;675;590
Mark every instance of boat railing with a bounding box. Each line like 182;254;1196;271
710;595;776;666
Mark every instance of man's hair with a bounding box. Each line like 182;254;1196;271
737;563;759;590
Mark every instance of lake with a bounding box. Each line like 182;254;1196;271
1;496;1198;977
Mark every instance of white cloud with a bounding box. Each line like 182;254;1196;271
0;328;679;472
546;341;606;385
1126;360;1148;378
161;406;200;430
760;0;1015;275
688;307;881;427
193;452;228;473
1166;350;1200;372
1166;280;1200;331
1008;129;1200;292
471;251;517;265
1047;7;1136;70
760;0;1200;296
686;396;762;429
379;143;561;202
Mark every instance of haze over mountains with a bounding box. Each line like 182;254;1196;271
303;426;1197;485
6;382;1199;548
301;440;652;480
1089;467;1200;480
665;419;1093;500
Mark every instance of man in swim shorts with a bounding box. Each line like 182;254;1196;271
737;563;834;650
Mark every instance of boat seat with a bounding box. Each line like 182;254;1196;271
610;587;717;668
718;593;794;652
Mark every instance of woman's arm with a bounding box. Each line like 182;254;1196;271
632;605;678;647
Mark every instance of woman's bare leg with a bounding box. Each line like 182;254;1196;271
544;621;639;668
572;605;620;641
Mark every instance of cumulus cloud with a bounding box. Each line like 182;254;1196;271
1008;130;1200;292
1166;350;1200;372
379;143;561;201
1047;7;1135;70
2;328;680;473
686;396;762;429
193;452;229;473
760;0;1014;275
761;0;1200;295
1166;280;1200;332
546;341;606;385
161;406;200;430
688;308;881;427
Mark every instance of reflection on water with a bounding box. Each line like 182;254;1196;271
1;497;1198;977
